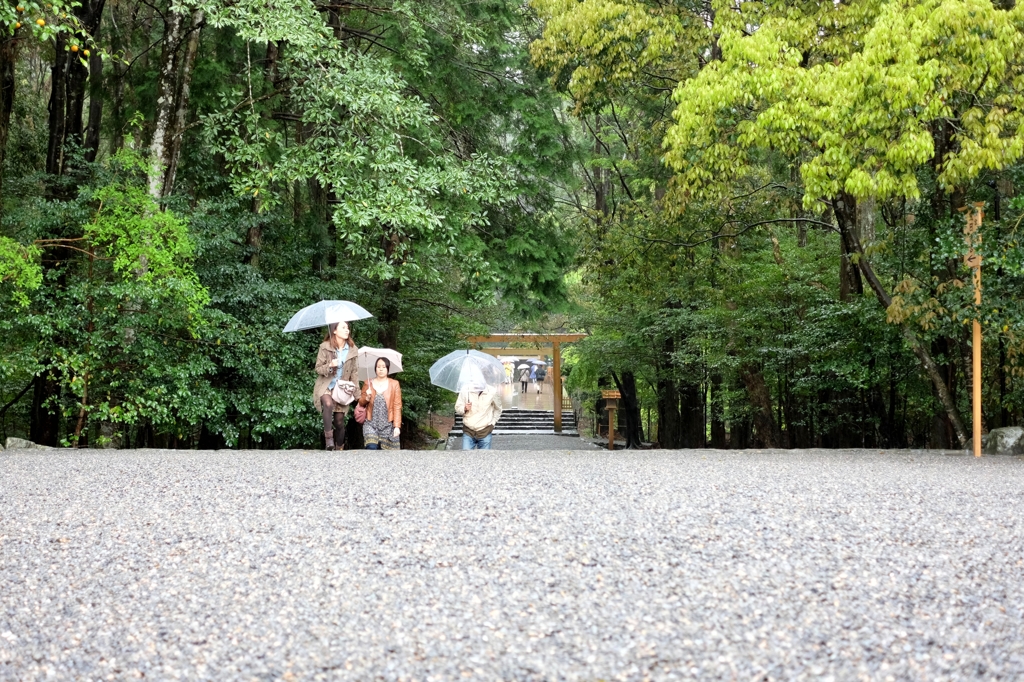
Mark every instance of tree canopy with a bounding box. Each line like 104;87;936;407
534;0;1024;448
2;0;1023;450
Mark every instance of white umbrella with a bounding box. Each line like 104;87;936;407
282;300;373;332
357;347;403;381
516;363;530;369
429;350;505;393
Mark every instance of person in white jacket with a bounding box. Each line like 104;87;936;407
455;382;503;450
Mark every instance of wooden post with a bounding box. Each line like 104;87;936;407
553;341;562;433
965;203;984;457
608;403;616;450
602;390;621;450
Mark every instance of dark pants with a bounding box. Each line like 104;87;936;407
320;394;348;438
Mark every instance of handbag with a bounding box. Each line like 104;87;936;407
331;380;357;405
354;403;367;424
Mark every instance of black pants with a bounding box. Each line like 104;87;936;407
520;380;528;392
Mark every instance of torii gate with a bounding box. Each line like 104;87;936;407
465;333;586;433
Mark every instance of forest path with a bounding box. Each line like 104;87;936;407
2;449;1022;680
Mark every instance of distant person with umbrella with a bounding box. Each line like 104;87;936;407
518;363;530;394
358;356;403;450
456;379;503;450
429;350;506;449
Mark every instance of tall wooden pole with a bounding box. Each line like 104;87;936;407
553;341;562;433
608;403;617;450
965;204;983;457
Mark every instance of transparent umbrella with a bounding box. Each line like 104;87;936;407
282;300;373;332
429;350;505;393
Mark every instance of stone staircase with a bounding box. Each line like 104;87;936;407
449;408;577;437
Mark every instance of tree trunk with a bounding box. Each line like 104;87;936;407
730;413;751;449
740;364;779;448
149;8;186;199
308;177;332;274
30;372;61;446
834;195;863;301
162;9;204;197
246;38;279;246
679;381;704;447
656;337;681;447
84;48;103;162
108;0;146;156
656;375;680;447
45;36;71;178
46;0;105;180
0;36;16;207
867;383;890;447
377;279;401;349
612;371;645;448
999;338;1009;428
710;373;726;448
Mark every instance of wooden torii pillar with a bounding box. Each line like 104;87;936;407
465;333;586;433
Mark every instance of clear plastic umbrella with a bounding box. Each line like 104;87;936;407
429;350;505;393
357;347;403;381
282;300;373;332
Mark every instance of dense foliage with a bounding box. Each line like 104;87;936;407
4;0;1024;450
0;0;572;447
536;0;1024;448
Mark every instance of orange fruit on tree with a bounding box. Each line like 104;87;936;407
70;44;78;51
83;49;90;56
14;21;21;28
36;18;45;26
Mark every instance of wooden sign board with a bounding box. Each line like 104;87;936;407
601;390;621;400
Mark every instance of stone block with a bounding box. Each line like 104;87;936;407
4;437;54;450
965;426;1024;455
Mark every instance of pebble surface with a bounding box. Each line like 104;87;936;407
2;448;1023;681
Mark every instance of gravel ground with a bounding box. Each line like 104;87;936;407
2;448;1023;681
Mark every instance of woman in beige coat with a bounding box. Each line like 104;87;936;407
313;321;359;449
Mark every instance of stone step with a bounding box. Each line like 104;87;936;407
454;417;576;427
450;429;580;437
451;410;576;438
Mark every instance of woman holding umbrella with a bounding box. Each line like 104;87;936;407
283;299;373;450
313;321;359;450
358;356;403;450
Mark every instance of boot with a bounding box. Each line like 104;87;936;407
324;429;335;450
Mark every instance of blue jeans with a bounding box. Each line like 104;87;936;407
463;433;492;450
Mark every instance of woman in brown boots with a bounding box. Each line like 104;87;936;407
313;321;359;449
